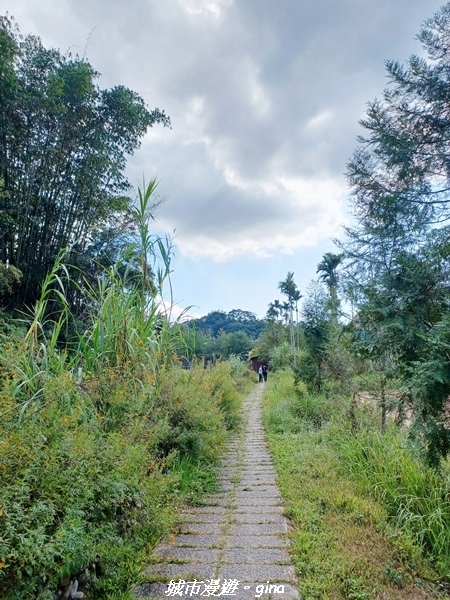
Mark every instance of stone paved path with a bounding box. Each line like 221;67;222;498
133;384;301;600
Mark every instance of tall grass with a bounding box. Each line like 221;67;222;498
77;260;162;374
338;426;450;572
263;369;450;581
0;182;246;599
1;251;75;419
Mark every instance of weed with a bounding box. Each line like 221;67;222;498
262;370;448;599
0;183;248;598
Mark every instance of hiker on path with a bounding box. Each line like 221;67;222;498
263;364;268;382
258;365;263;383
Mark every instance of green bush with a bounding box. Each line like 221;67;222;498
0;215;248;597
152;361;240;460
263;370;450;580
0;352;244;598
0;310;25;346
268;341;293;371
263;368;304;434
338;427;450;573
0;382;175;597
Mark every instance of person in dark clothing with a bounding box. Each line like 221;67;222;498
262;365;268;382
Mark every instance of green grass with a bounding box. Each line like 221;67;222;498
262;370;449;599
0;357;246;599
0;213;249;599
338;426;450;573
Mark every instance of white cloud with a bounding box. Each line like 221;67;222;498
245;59;271;117
167;174;346;261
178;0;233;19
155;294;204;321
306;110;333;129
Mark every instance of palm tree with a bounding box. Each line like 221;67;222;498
281;301;291;325
291;287;302;356
273;299;283;321
317;253;344;292
278;272;301;365
266;302;278;321
317;253;344;319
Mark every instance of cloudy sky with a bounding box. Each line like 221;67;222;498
4;0;445;318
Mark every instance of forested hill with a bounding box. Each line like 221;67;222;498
188;309;265;339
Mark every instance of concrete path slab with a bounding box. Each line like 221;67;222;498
133;384;301;600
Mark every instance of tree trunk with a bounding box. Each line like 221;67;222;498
380;375;387;434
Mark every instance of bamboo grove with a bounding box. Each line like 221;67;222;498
0;15;170;310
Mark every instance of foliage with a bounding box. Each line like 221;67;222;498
277;272;301;367
176;324;214;362
0;309;25;346
76;181;174;378
298;281;331;389
251;320;288;364
179;309;264;362
316;251;343;320
259;275;302;371
267;341;293;372
262;371;449;598
0;263;22;301
346;2;450;227
0;15;170;309
187;309;265;340
0;180;246;598
340;427;450;574
225;354;254;389
337;2;450;465
0;290;245;598
215;329;252;360
316;252;344;294
0;357;243;598
407;312;450;468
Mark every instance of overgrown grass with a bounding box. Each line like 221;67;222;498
0;189;250;599
0;352;245;599
339;427;450;575
263;369;449;599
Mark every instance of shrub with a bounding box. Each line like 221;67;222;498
0;203;248;597
263;370;450;594
268;341;293;371
0;353;244;597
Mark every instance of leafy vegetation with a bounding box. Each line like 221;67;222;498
0;15;170;310
189;309;264;338
0;16;255;597
179;309;265;361
334;3;450;465
256;3;450;469
3;4;450;596
0;351;247;598
263;370;450;599
0;180;251;598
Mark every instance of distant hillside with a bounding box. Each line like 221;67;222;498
188;309;265;340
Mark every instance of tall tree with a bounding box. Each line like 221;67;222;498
340;3;450;464
344;2;450;232
300;280;331;389
317;252;343;294
0;15;170;308
266;302;279;322
278;272;301;366
317;252;343;319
